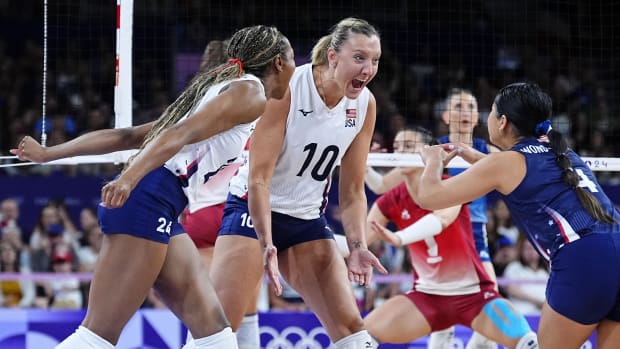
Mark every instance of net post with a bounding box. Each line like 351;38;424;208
114;0;134;128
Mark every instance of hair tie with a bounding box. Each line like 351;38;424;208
534;119;552;136
228;58;244;73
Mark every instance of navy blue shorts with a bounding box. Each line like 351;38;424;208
98;167;188;244
218;194;333;251
547;232;620;324
472;222;491;262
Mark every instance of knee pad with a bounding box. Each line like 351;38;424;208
482;298;531;339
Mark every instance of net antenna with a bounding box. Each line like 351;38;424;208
41;0;48;146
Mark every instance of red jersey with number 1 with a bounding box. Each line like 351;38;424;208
376;182;493;295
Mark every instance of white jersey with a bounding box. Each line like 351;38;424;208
164;74;261;213
229;63;370;219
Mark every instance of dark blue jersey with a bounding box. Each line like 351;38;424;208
438;136;489;224
501;138;620;260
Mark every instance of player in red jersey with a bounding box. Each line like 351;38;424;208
362;127;538;349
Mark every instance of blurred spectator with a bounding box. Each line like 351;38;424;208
0;198;26;243
40;242;83;309
503;234;549;315
0;240;35;307
492;236;518;278
77;207;98;239
0;198;29;267
491;199;519;244
76;224;102;308
77;226;102;273
30;222;80;273
30;201;79;249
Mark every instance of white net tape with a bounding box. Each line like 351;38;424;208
2;152;619;171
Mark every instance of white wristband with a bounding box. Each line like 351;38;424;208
364;166;384;193
395;213;443;245
333;234;350;257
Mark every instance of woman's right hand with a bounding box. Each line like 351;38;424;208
10;136;48;163
263;244;282;296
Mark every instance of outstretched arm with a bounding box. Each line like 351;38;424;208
416;145;525;210
365;166;402;194
10;123;154;163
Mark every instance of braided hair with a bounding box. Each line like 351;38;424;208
126;25;288;169
495;82;615;223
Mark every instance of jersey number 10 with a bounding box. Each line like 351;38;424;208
296;143;341;181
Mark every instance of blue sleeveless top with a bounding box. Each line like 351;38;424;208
501;138;620;260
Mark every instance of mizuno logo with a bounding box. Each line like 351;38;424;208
298;109;313;116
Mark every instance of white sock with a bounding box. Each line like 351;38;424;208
427;327;455;349
515;332;538;349
236;314;260;349
465;331;497;349
54;326;114;349
333;330;375;349
193;327;238;349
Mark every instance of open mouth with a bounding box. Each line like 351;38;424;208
352;79;366;89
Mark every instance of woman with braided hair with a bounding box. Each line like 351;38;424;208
414;82;620;349
12;25;295;349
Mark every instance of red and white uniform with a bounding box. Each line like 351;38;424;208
376;182;500;330
376;182;494;295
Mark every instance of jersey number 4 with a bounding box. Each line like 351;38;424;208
296;143;340;181
576;168;598;193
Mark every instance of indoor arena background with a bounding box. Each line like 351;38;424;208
1;1;617;348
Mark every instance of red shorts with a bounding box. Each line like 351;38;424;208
181;203;225;248
405;285;501;331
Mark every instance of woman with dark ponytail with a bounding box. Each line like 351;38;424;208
13;25;296;349
414;82;620;348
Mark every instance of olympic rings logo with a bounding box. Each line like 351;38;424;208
260;325;332;348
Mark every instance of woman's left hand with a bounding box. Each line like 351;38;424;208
347;249;388;287
420;144;458;167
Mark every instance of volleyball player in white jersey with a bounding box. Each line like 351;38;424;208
182;39;261;348
211;18;387;348
12;25;295;349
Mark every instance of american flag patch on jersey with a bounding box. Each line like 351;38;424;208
346;108;357;118
345;108;357;127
